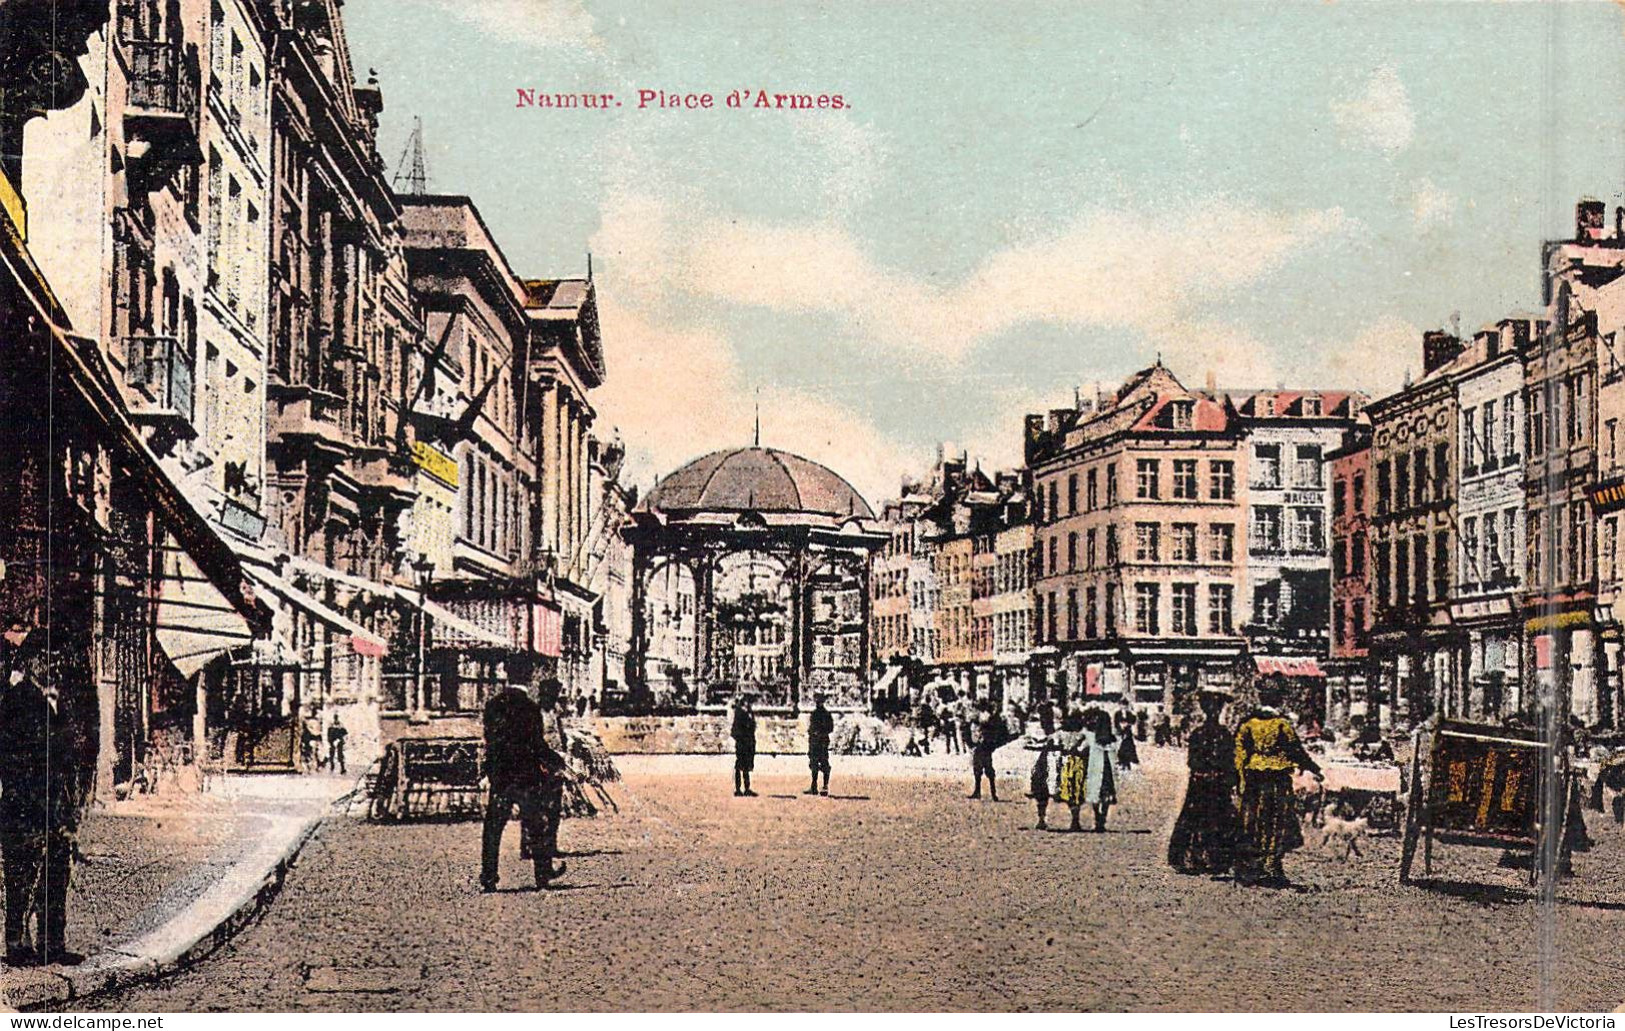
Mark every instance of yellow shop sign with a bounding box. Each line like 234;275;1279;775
411;441;459;487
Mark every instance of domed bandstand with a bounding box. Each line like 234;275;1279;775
624;447;888;711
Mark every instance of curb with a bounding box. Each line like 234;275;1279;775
5;812;326;1011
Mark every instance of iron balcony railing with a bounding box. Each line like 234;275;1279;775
124;334;194;421
123;35;201;126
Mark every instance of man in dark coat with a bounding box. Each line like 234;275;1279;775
0;615;82;966
805;693;834;795
967;699;1003;801
481;676;567;892
326;712;348;775
732;694;757;796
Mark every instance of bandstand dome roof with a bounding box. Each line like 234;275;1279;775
639;447;875;520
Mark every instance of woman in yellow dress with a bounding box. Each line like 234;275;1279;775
1055;710;1090;832
1234;680;1322;886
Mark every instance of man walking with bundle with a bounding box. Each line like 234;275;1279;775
534;678;570;869
481;673;567;892
805;693;834;796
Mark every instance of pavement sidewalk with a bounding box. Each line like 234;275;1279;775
0;772;359;1011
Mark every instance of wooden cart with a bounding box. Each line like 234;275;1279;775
369;737;485;821
1398;720;1583;885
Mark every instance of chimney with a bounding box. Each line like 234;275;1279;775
1422;329;1464;374
1577;198;1606;242
1205;369;1217;394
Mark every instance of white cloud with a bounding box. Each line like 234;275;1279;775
599;191;1351;364
1308;315;1423;396
790;114;888;214
428;0;600;53
589;297;923;506
1411;177;1457;229
1332;65;1415;157
587;187;1359;495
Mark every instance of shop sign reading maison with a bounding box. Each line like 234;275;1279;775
411;441;459;487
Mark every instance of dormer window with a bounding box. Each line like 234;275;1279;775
1303;396;1322;416
1169;399;1195;429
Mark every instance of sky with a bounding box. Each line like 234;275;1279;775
344;0;1625;506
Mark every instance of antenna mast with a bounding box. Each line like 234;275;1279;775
392;116;429;195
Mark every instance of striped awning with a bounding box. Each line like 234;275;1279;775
243;566;388;657
1253;655;1325;678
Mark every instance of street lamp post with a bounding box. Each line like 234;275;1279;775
411;553;435;724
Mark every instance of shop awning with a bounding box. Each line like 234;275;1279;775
1253;655;1325;678
37;317;270;632
394;587;513;651
243;566;388;658
153;549;258;677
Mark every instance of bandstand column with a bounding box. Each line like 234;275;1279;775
694;548;716;699
789;547;806;714
858;550;873;707
629;543;650;693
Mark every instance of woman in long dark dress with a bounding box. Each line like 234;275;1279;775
1167;690;1239;874
1113;702;1140;768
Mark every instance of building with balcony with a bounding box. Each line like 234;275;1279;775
1026;362;1248;714
258;0;425;767
3;0;276;796
392;193;553;736
1531;199;1625;730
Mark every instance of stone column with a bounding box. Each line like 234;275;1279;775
562;404;574;565
567;403;582;566
541;383;560;561
576;416;589;559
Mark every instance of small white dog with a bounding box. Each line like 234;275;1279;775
1313;811;1370;860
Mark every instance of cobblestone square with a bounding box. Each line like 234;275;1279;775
90;748;1625;1012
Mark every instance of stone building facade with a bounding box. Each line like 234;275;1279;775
10;0;276;791
1232;389;1364;719
1366;331;1466;728
1026;363;1248;713
1325;423;1373;731
1528;200;1618;728
1451;318;1535;720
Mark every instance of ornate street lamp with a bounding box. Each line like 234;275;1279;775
411;552;435;723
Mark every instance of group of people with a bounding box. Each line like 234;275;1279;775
730;692;839;797
716;681;1320;892
299;706;350;775
910;694;989;755
1167;683;1323;887
1023;703;1140;832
